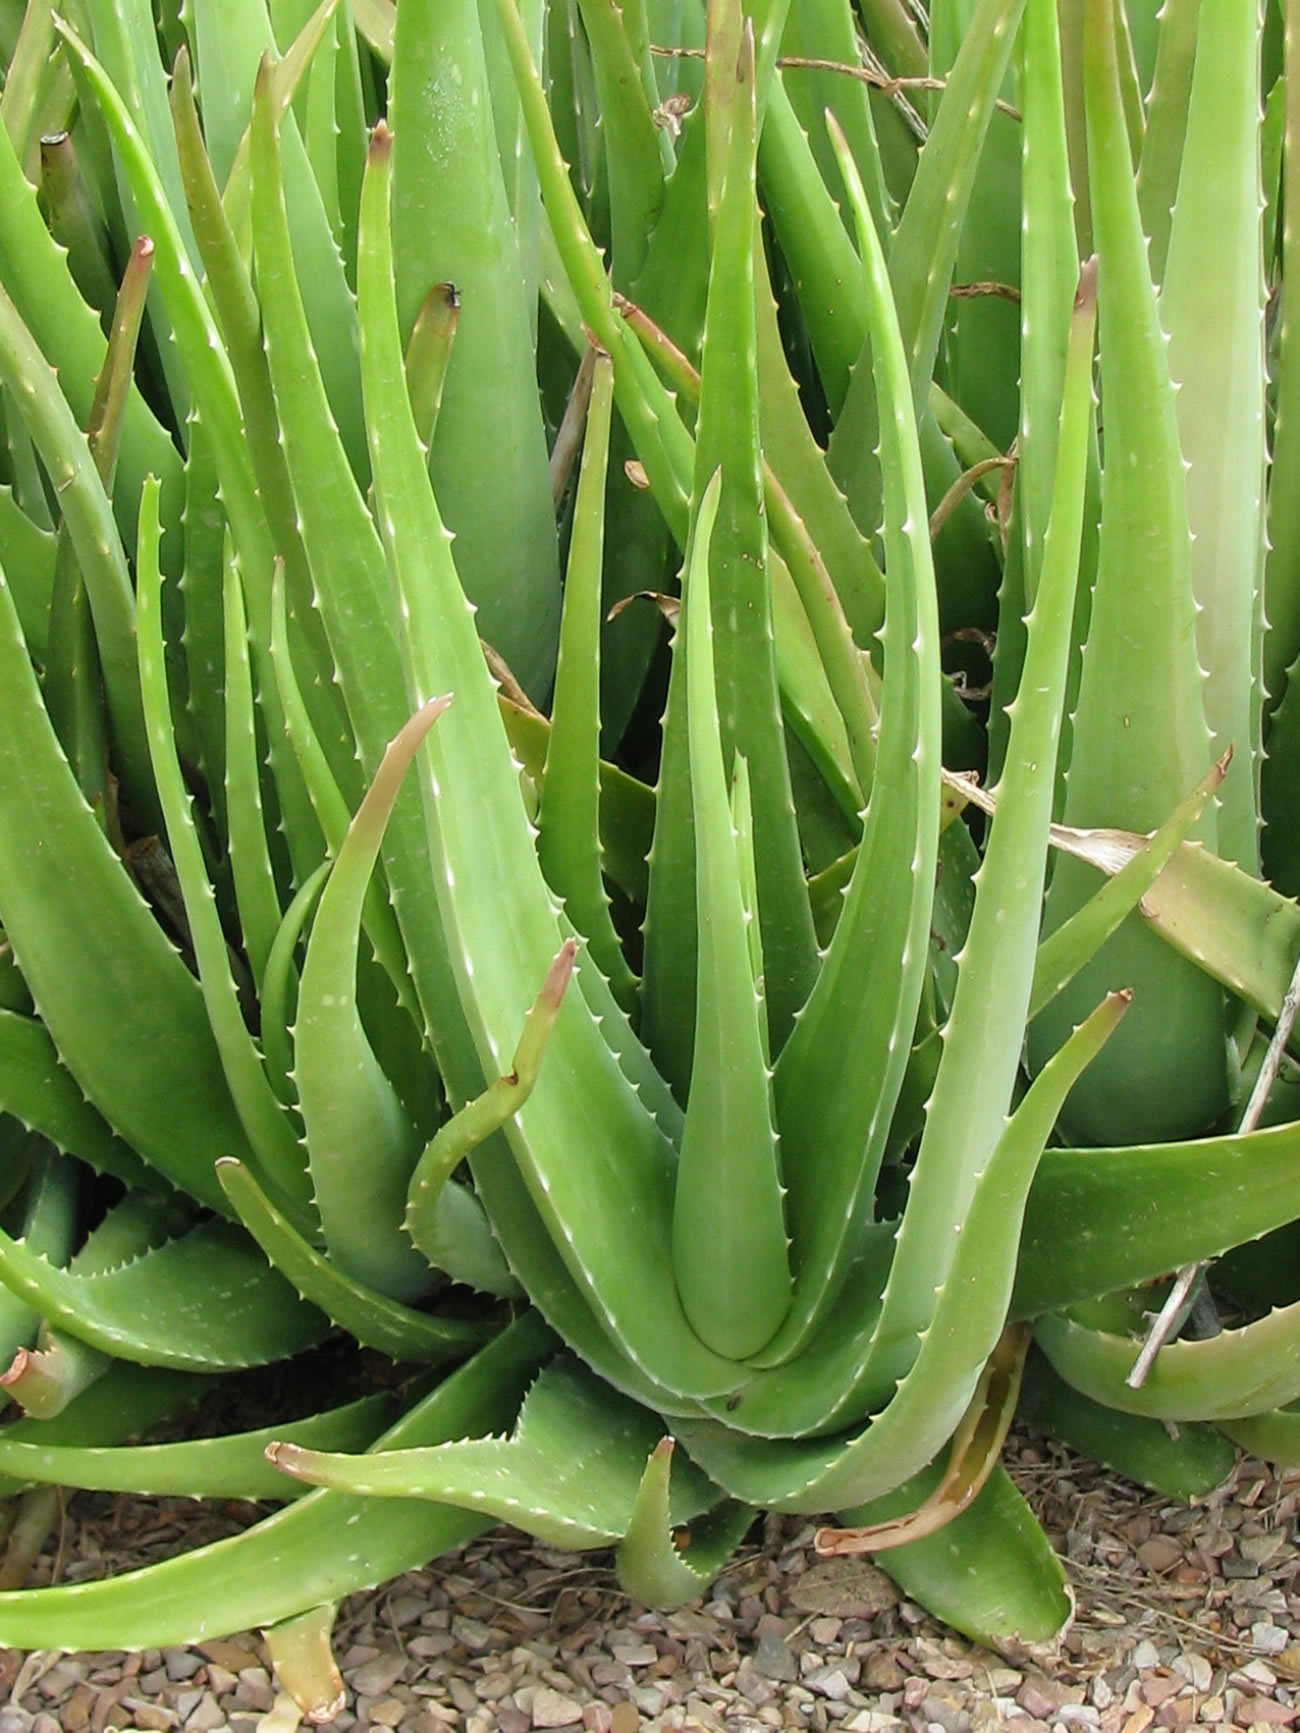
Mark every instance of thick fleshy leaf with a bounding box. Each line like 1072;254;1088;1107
0;1315;553;1650
296;699;449;1303
357;121;738;1400
0;563;250;1212
388;0;560;701
1159;0;1265;873
0;1220;326;1372
269;1355;724;1548
671;470;790;1359
218;1158;497;1363
1027;0;1228;1144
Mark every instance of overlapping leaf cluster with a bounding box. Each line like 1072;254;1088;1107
0;0;1299;1688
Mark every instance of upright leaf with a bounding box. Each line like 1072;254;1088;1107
1028;0;1229;1144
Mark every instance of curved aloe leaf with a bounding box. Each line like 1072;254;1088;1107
0;1220;326;1372
0;111;183;580
269;1355;725;1549
1221;1405;1300;1465
220;531;283;994
218;1158;497;1363
644;12;816;1089
1134;0;1200;286
815;1324;1030;1555
1025;820;1300;1049
245;60;469;1088
1027;755;1227;1018
44;231;153;826
296;698;449;1303
406;942;577;1256
829;0;1027;522
537;351;639;1013
136;480;309;1215
1028;0;1228;1145
190;0;368;483
0;1150;80;1386
0;1390;393;1500
1159;0;1265;874
930;0;1023;455
0;564;251;1212
0;1011;154;1191
573;0;667;282
758;117;941;1363
5;1191;190;1420
1018;1349;1236;1497
358;120;738;1400
1016;1116;1300;1317
0;1314;553;1650
55;17;328;877
855;257;1096;1395
673;991;1128;1510
388;0;560;702
671;470;790;1359
0;279;153;817
693;1225;895;1438
0;486;56;660
1034;1301;1300;1421
837;1462;1071;1652
990;0;1082;787
616;1439;755;1610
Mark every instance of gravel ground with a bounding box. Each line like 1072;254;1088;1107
3;1440;1300;1733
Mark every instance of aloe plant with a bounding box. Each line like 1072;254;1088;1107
1;0;1300;1690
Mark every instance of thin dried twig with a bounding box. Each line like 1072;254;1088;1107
1128;943;1300;1387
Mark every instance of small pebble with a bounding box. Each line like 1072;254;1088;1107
183;1697;226;1732
863;1653;906;1691
164;1652;204;1684
1173;1653;1213;1693
755;1632;798;1683
351;1654;407;1696
1255;1625;1291;1655
806;1667;854;1702
452;1617;496;1653
610;1644;657;1669
531;1686;586;1728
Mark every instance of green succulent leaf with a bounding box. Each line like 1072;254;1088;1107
358;116;738;1402
616;1439;756;1610
0;1387;394;1500
136;479;310;1217
0;1314;554;1650
296;697;450;1303
1034;1300;1300;1422
1017;1349;1237;1498
671;468;791;1360
838;1462;1071;1652
1015;1117;1300;1317
218;1157;497;1363
1027;0;1228;1146
537;350;640;1013
0;1219;327;1373
269;1355;726;1550
0;560;251;1213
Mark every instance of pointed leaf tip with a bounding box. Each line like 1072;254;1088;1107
541;939;578;1012
370;120;394;162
